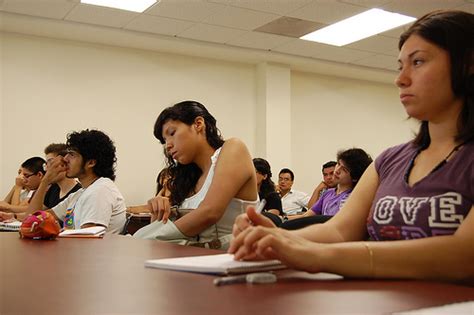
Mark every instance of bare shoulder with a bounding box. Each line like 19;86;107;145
221;138;249;154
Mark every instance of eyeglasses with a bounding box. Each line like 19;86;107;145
23;172;37;179
278;177;292;182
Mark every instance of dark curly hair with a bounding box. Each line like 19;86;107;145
399;10;474;148
253;158;276;198
66;129;117;181
336;148;372;187
154;101;224;206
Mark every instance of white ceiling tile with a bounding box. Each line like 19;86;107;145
146;0;225;22
227;31;293;50
206;0;228;3
310;45;374;63
380;24;412;39
351;53;398;71
381;0;466;18
346;35;399;54
274;38;374;63
225;0;314;16
338;0;392;8
272;38;318;58
0;0;77;19
287;0;367;24
65;4;138;28
202;5;280;30
125;14;194;36
178;23;246;44
454;2;474;13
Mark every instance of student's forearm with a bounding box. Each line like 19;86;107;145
320;235;474;282
174;207;222;236
293;222;346;243
307;190;321;209
6;205;29;213
287;213;305;220
27;180;49;214
3;186;15;203
11;186;23;206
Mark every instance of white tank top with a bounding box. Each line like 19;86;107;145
180;147;258;238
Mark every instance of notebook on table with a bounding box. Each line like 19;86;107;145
145;253;286;275
0;220;21;232
58;226;106;238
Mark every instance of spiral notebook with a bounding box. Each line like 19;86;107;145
0;220;21;231
145;253;286;275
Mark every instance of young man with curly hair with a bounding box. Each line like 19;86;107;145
25;129;127;234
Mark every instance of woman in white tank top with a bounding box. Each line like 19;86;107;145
134;101;258;250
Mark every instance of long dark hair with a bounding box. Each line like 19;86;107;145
253;158;276;198
399;10;474;148
154;101;224;206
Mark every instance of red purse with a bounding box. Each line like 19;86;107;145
20;211;61;239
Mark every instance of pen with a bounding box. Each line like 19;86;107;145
256;199;266;214
213;274;247;286
214;272;277;286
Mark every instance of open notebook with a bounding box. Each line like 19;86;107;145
0;220;21;231
58;226;106;238
145;253;286;275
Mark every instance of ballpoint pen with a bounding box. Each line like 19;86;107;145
213;272;277;286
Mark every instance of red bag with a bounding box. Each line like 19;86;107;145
20;211;60;239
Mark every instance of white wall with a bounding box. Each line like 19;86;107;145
290;71;418;194
1;32;417;205
0;32;256;205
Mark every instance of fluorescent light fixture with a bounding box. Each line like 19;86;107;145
301;8;416;46
80;0;157;13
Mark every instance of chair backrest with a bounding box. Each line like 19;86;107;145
120;212;132;235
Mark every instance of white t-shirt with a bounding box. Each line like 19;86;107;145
20;189;34;202
281;189;310;215
52;177;126;234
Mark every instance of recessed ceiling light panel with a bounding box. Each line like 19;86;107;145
81;0;157;13
301;8;416;46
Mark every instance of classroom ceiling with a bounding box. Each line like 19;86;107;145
1;0;473;75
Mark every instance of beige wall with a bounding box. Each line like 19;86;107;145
1;32;416;205
290;71;418;194
1;32;256;204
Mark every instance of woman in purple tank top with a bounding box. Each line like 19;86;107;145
229;10;474;282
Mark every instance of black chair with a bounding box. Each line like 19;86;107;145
280;215;332;230
120;213;132;235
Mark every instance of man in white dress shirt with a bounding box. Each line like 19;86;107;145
277;168;310;216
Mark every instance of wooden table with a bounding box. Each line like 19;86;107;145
1;233;473;314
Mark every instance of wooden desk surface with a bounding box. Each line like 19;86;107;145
1;233;473;315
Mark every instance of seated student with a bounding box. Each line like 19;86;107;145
307;161;337;208
3;169;30;207
281;149;372;230
253;158;283;226
127;166;171;215
229;10;474;282
0;157;46;214
277;168;310;215
133;100;258;250
42;143;82;209
2;130;127;234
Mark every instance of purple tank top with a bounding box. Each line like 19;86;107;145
367;141;473;241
